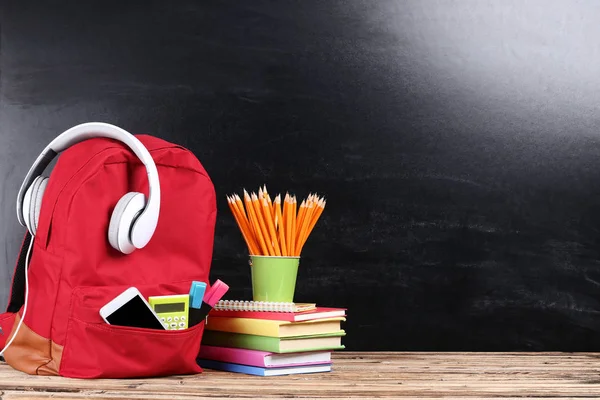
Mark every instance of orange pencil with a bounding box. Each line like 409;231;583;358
252;193;275;256
283;194;291;256
263;185;276;223
312;197;326;226
227;195;244;236
275;195;287;256
296;200;307;238
229;195;246;228
231;195;260;255
258;186;265;203
262;198;281;256
244;190;268;255
228;196;259;255
298;197;325;254
296;201;314;255
284;194;292;256
243;191;265;254
291;196;297;256
234;194;247;218
263;185;271;204
243;191;256;234
260;185;272;207
302;196;317;234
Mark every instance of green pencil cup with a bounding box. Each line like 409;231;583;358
250;255;300;302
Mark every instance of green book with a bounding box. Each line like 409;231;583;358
201;330;346;353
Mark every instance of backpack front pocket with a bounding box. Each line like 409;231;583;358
60;282;206;378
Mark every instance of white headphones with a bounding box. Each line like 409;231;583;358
16;122;161;254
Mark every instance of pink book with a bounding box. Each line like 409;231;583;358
198;345;331;368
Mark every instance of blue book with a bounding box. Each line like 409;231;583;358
198;359;332;376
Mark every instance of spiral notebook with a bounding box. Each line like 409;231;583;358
214;300;316;313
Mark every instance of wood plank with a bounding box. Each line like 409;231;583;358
0;352;600;399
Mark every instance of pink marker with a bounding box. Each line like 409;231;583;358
195;280;229;323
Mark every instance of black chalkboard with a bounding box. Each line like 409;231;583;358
2;0;600;351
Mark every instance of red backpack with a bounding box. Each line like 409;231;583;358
0;123;216;378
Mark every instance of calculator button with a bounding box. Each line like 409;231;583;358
174;317;179;322
160;317;166;322
167;317;172;322
179;322;185;327
170;323;177;328
181;316;186;321
163;323;169;328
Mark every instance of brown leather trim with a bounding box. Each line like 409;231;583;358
37;340;63;376
3;313;61;376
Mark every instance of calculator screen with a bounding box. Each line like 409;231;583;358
155;302;185;312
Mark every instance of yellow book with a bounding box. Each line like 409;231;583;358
205;316;345;338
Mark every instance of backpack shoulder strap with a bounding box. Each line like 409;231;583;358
6;232;32;313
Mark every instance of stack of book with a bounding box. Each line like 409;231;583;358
197;301;346;376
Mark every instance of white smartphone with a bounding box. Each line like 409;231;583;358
99;287;166;330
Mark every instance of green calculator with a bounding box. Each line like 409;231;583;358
148;294;189;330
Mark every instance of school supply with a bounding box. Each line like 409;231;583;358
148;294;190;330
198;345;332;368
214;300;316;313
189;281;207;309
226;185;326;256
204;316;345;338
188;281;207;327
197;359;331;376
0;122;217;379
199;301;346;376
102;287;166;330
190;279;229;327
201;330;346;353
209;306;346;322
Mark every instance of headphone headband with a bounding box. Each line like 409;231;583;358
16;122;161;249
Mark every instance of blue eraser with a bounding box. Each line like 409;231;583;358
190;281;206;309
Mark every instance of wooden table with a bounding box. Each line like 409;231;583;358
0;352;599;399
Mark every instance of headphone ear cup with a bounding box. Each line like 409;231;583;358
22;181;35;235
108;192;146;254
23;176;47;236
32;177;48;233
